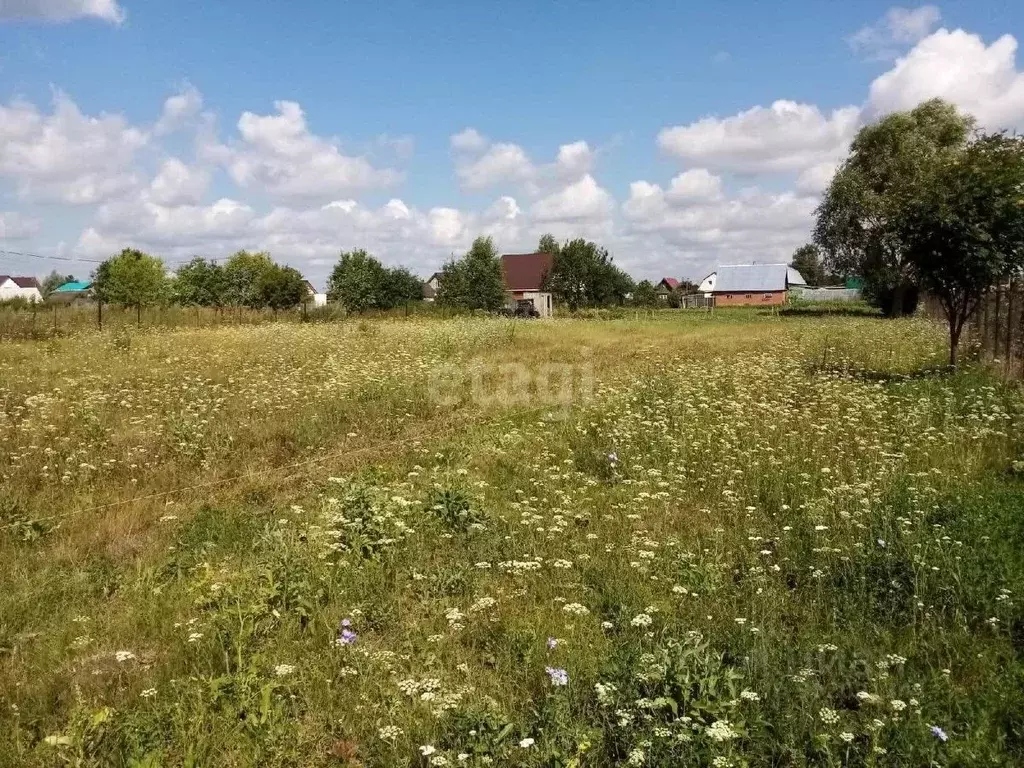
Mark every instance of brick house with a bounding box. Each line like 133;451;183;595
698;264;807;307
501;252;554;317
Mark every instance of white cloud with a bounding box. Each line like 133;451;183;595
212;100;400;199
666;169;723;201
0;91;146;204
555;140;594;179
868;28;1024;130
456;141;534;190
155;84;203;135
450;127;487;153
0;211;41;239
147;158;211;206
0;0;125;23
531;174;613;223
657;101;860;173
795;161;839;195
849;6;942;59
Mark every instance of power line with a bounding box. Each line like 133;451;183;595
0;248;197;269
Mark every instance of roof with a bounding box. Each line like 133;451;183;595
657;277;681;291
710;264;805;293
422;281;437;299
53;281;92;293
501;252;553;291
0;275;41;289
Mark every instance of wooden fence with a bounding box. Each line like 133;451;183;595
925;281;1024;378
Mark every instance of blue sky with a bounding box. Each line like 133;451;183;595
0;1;1022;285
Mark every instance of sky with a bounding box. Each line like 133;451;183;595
0;1;1022;287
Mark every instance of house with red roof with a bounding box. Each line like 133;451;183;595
0;275;42;303
501;252;553;317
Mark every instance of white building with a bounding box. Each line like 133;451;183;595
0;275;42;303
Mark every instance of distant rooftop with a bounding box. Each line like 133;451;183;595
53;281;92;293
710;264;806;293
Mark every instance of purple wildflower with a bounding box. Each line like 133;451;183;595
336;618;357;645
545;666;568;687
930;725;948;743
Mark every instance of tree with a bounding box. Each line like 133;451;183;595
436;236;506;311
538;233;560;256
379;266;424;309
174;257;226;307
815;99;975;315
902;132;1024;366
93;248;168;321
544;238;632;310
327;249;388;312
258;264;307;312
790;244;827;286
224;250;275;308
633;280;658;307
41;271;75;298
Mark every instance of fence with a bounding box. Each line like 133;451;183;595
924;281;1024;378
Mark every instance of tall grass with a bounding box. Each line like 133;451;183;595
2;313;1022;766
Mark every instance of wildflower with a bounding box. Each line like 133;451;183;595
114;651;136;663
819;708;841;725
420;745;436;756
740;689;760;702
546;667;569;687
627;748;645;765
890;699;906;712
336;629;357;645
546;637;558;650
595;681;617;705
840;732;854;743
140;688;157;699
562;602;590;616
706;719;738;742
631;613;653;628
930;725;949;742
519;737;535;748
274;664;296;677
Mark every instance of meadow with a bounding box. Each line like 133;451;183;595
2;311;1024;767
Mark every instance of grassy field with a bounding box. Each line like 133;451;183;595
3;311;1024;767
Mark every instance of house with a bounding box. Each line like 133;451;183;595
501;252;554;318
303;280;327;307
655;277;681;301
697;264;807;306
422;271;441;302
0;275;43;303
49;280;95;305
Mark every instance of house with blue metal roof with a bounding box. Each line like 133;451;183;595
49;280;95;305
697;264;807;307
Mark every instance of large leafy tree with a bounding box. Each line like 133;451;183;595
790;244;828;286
41;271;75;298
902;132;1024;366
258;264;307;311
815;99;975;315
436;236;506;311
327;250;422;312
537;233;560;256
327;249;387;312
93;248;168;317
224;250;275;308
544;238;633;310
632;279;658;307
174;257;227;307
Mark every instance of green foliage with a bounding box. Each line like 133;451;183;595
173;257;227;307
790;243;831;287
437;236;506;311
544;238;633;310
425;487;483;532
224;250;275;308
41;271;75;298
327;249;422;312
537;233;560;256
93;248;168;310
901;131;1024;365
815;98;975;315
632;279;658;307
257;264;306;311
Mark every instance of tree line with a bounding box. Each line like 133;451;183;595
785;98;1024;366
